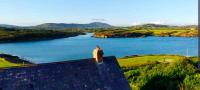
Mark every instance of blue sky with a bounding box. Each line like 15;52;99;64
0;0;197;26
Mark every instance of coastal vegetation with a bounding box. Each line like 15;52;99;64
0;54;32;68
92;24;197;38
93;29;197;38
118;55;199;90
0;58;22;68
0;27;85;43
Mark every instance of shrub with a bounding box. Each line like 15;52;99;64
183;74;200;90
123;59;199;90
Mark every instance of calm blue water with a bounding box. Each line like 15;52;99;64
0;33;198;63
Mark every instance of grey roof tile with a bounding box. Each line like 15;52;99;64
0;56;131;90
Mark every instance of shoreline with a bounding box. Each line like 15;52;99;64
0;33;85;44
0;27;85;44
93;30;198;38
0;54;33;64
93;35;198;38
93;34;198;38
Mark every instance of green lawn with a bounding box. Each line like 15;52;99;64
118;55;186;68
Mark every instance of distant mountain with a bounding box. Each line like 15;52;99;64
0;23;197;30
30;22;113;30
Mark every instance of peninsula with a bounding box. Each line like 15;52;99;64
93;24;197;38
0;27;85;43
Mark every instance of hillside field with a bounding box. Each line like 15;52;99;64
118;55;200;90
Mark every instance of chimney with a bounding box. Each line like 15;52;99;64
93;45;104;63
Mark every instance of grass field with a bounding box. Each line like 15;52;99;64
0;58;22;68
118;55;187;68
118;55;199;90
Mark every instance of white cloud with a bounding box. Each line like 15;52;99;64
131;22;142;25
150;20;163;24
131;20;164;26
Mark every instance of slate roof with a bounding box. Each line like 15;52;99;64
0;56;131;90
